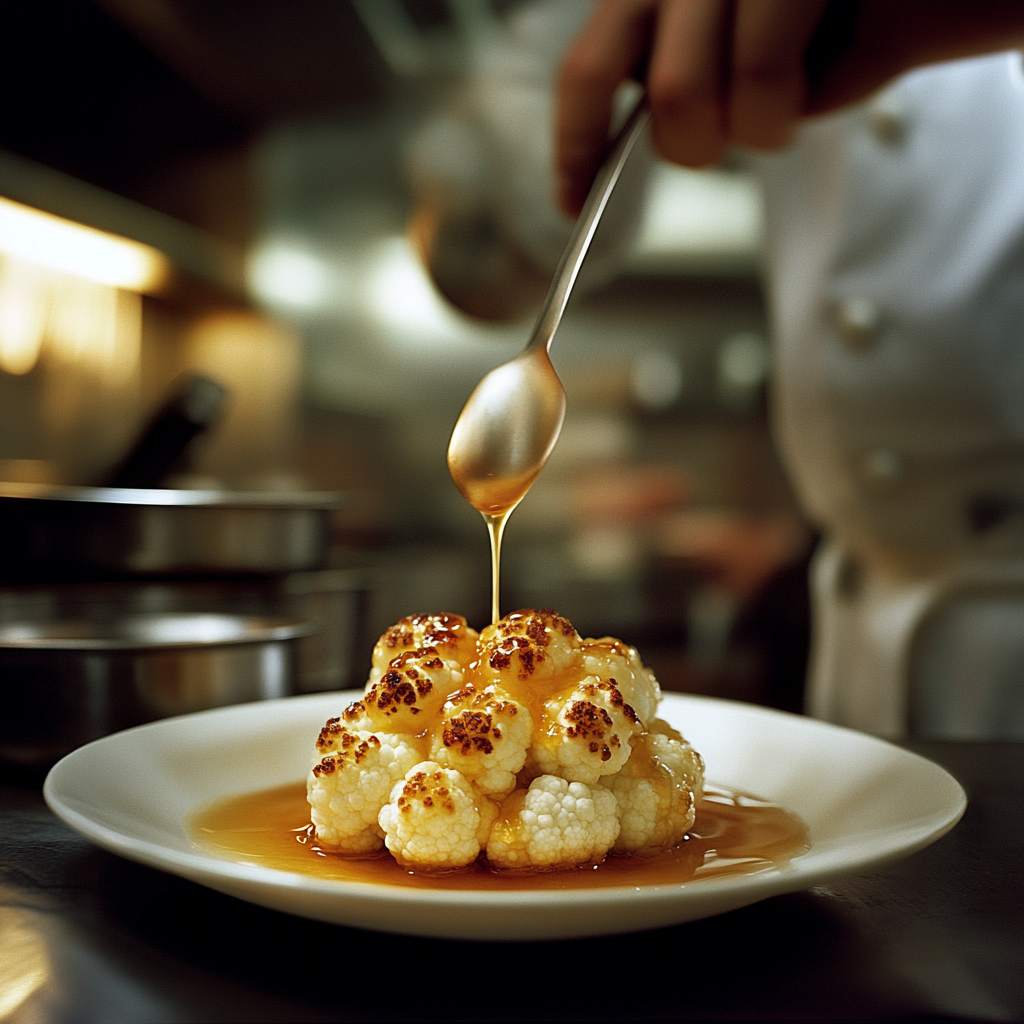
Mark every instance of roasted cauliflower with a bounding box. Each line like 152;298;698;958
308;609;705;872
307;718;421;853
379;762;498;868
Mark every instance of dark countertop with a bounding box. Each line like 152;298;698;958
1;740;1021;1022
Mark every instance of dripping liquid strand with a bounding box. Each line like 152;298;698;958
483;510;511;625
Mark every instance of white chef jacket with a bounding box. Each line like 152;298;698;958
753;53;1024;739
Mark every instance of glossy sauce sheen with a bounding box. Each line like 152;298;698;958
188;783;809;891
486;635;649;735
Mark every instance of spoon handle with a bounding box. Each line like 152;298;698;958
526;97;651;353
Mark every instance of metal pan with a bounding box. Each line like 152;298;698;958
0;483;342;576
0;611;311;766
0;572;371;695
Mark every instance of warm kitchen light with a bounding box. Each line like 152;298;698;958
0;258;46;373
0;256;142;379
0;196;170;292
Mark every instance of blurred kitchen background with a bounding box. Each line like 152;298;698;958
0;0;814;723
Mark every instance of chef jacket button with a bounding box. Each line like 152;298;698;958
860;448;904;485
836;296;880;350
869;93;907;144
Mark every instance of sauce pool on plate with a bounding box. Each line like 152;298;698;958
187;783;809;891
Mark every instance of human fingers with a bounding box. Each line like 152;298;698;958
557;0;655;216
646;0;733;167
728;0;828;149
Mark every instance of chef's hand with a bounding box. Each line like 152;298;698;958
557;0;1024;215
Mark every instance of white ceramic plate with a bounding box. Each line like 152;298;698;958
43;692;965;941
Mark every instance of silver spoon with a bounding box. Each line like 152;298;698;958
447;97;650;622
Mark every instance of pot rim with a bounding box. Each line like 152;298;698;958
0;482;343;511
0;612;313;651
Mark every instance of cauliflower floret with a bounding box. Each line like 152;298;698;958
479;609;583;695
363;647;464;733
606;730;706;856
429;683;533;796
379;762;497;869
486;775;619;869
308;717;422;853
581;638;661;725
648;717;705;802
532;677;641;785
371;613;479;676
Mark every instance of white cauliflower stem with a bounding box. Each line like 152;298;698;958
309;608;705;873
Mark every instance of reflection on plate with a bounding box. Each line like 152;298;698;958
43;692;966;941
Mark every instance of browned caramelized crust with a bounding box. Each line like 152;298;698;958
445;683;519;717
366;646;442;717
312;732;381;775
379;613;473;657
482;609;580;681
441;685;515;756
563;700;618;760
341;701;366;723
316;717;343;751
558;682;636;762
494;608;578;643
396;769;457;814
443;709;500;755
487;634;537;677
584;679;639;724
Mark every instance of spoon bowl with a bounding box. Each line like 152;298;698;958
447;347;565;517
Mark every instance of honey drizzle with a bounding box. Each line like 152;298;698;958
188;783;809;892
483;510;512;626
464;637;633;742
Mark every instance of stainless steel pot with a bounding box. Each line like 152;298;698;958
0;572;370;695
0;612;310;766
0;483;342;575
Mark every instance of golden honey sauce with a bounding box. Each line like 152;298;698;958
187;783;809;891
